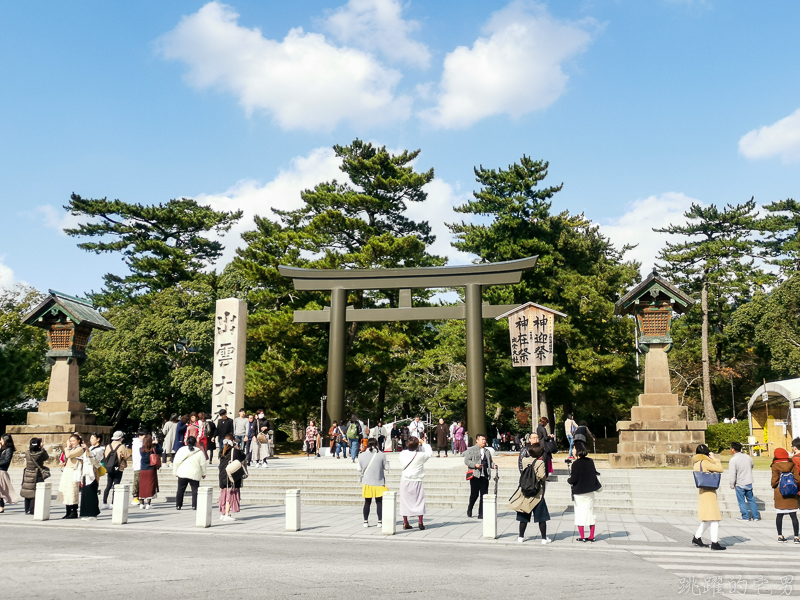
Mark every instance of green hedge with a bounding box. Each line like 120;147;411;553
704;421;749;452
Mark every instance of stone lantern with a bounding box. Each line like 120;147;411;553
608;271;706;468
7;290;115;449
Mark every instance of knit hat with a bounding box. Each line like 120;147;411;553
774;447;790;460
112;431;124;441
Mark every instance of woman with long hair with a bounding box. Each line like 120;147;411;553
185;412;200;444
399;436;433;530
173;415;188;455
359;438;389;527
196;412;208;457
173;435;207;510
138;434;161;510
771;448;800;543
305;420;318;460
536;417;554;475
20;438;48;515
218;434;246;521
567;441;602;543
162;414;178;465
691;444;725;550
78;432;104;520
0;434;18;513
57;433;84;519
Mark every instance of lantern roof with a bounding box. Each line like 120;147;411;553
23;290;115;332
614;270;694;317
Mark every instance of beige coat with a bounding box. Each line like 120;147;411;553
57;446;84;505
693;453;722;521
508;456;546;514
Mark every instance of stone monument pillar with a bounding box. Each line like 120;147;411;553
8;291;115;450
608;272;706;468
212;298;247;417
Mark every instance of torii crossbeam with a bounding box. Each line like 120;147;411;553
279;256;538;440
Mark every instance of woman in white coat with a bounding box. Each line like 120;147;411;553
172;435;207;510
399;436;433;530
58;433;85;519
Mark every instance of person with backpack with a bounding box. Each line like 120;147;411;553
567;441;602;543
102;431;127;509
690;444;725;550
347;415;363;462
564;413;577;458
173;435;207;510
729;441;760;521
770;447;800;543
331;421;346;459
509;443;551;544
359;438;389;527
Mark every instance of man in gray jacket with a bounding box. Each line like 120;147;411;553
729;441;760;521
463;434;495;519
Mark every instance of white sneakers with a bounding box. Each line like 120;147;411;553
363;522;369;528
541;537;552;545
517;537;525;543
221;514;236;521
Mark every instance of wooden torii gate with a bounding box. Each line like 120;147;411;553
279;256;538;441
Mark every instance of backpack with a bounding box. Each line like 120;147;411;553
346;422;360;440
205;420;216;438
779;471;799;497
105;443;120;472
519;459;542;498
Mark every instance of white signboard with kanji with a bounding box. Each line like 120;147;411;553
498;302;565;368
212;298;247;417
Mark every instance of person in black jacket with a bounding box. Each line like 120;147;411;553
566;442;602;542
218;434;246;521
536;418;555;475
215;409;234;460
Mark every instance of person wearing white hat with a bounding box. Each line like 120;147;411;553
102;431;128;510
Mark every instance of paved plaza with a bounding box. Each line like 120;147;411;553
0;497;798;599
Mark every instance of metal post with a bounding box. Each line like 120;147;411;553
465;283;486;442
327;288;347;426
530;365;539;432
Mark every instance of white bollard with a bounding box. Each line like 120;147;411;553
112;484;130;525
482;494;497;539
285;489;301;531
196;487;213;528
382;491;397;536
33;482;51;521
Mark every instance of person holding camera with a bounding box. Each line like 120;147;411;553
463;434;495;519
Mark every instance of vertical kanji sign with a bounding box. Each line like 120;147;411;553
212;298;247;417
497;302;566;430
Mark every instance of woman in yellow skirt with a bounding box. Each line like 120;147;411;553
358;438;389;527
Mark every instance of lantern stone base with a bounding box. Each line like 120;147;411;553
608;344;706;468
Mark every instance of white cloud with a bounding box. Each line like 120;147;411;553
739;107;800;163
196;147;343;266
405;178;472;265
420;1;596;129
599;192;698;276
0;257;14;291
322;0;431;68
36;205;85;234
157;2;411;131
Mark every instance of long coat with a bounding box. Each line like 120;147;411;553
57;446;84;505
692;453;722;521
771;460;800;510
508;456;546;514
434;424;449;450
20;449;49;499
162;421;177;455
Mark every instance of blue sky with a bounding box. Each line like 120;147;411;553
2;1;799;295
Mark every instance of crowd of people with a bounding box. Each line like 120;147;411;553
0;421;798;550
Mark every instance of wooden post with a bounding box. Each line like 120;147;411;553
530;365;539;432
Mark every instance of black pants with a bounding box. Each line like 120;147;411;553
24;498;34;514
777;513;799;536
363;497;383;521
468;477;489;517
103;470;123;504
176;477;199;509
79;480;100;518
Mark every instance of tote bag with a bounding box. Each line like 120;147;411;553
693;461;720;490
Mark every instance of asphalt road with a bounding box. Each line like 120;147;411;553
0;523;680;599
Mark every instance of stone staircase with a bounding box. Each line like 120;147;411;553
4;463;781;519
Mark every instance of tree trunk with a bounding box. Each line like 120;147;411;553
291;420;299;442
700;276;718;424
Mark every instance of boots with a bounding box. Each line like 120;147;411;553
65;505;78;519
710;542;726;551
691;536;708;547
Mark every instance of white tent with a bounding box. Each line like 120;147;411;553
747;378;800;442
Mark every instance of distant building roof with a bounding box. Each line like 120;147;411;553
614;270;695;316
23;290;115;331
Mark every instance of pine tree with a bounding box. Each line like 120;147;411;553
759;198;800;275
654;199;768;424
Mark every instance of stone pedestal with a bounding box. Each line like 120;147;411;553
33;482;51;521
7;359;111;451
609;345;706;468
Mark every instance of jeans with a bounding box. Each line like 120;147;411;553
335;441;347;457
235;435;246;451
468;477;490;517
735;484;760;519
176;477;199;509
492;438;499;451
567;435;574;457
349;439;360;460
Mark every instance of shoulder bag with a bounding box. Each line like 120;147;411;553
149;450;162;470
693;460;721;490
358;451;380;484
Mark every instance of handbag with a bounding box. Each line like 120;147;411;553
97;465;107;477
693;460;721;490
257;432;268;444
149;450;162;469
302;440;308;452
466;469;474;481
35;463;51;481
